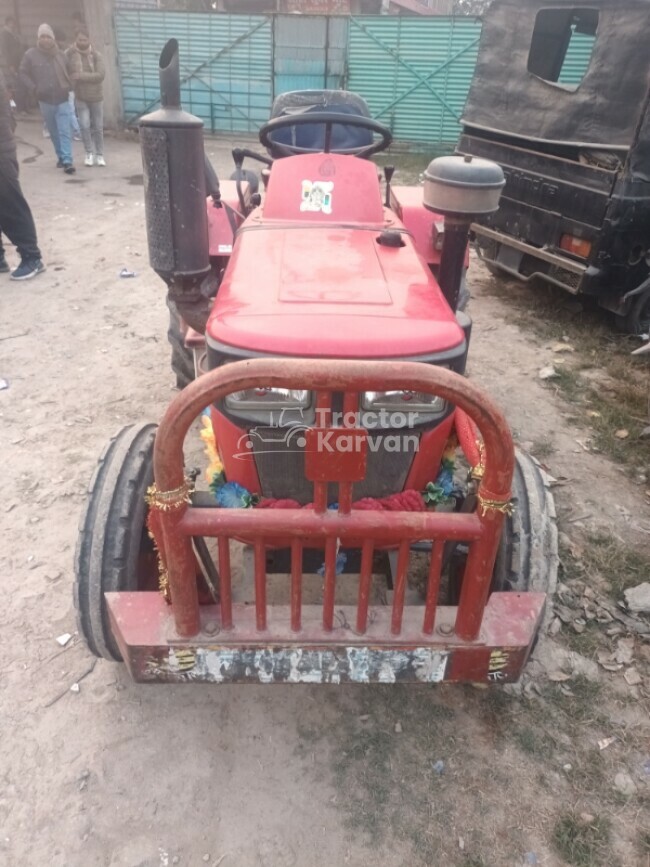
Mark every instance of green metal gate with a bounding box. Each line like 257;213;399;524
115;10;273;133
346;16;481;146
114;10;481;143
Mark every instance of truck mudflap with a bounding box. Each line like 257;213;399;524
109;358;547;685
107;593;545;684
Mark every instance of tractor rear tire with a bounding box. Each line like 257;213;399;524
491;448;558;596
74;423;158;661
167;297;195;389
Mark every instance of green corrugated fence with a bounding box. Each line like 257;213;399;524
115;9;484;144
114;11;595;145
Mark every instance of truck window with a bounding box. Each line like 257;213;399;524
527;8;598;90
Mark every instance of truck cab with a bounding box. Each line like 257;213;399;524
460;0;650;332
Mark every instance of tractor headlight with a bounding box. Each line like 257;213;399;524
225;387;310;411
361;390;446;414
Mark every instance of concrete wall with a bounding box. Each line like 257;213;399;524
0;0;84;45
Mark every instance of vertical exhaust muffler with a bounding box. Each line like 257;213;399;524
139;39;211;332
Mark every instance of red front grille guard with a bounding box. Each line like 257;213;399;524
107;359;545;684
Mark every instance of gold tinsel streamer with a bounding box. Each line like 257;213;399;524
478;493;515;517
470;439;486;480
145;478;194;512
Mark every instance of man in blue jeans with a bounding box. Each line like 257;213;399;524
19;23;75;174
0;70;45;279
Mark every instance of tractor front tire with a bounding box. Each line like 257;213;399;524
74;423;158;661
167;297;195;389
492;448;558;596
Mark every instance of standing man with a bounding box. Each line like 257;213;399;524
19;24;75;174
0;17;25;109
0;70;45;280
66;29;105;166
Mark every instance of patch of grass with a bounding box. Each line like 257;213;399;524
541;676;603;724
513;725;556;759
552;813;611;867
639;830;650;856
551;365;584;403
569;746;608;795
477;268;650;473
564;622;605;657
563;529;650;597
531;437;556;459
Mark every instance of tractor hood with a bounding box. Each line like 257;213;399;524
206;224;464;358
207;153;464;358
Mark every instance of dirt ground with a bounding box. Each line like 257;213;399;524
1;123;648;867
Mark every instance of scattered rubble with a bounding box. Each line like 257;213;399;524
613;772;637;797
624;583;650;614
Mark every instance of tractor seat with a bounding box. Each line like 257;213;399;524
264;89;374;157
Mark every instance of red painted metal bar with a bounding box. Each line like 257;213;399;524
338;483;353;516
390;540;411;635
180;507;482;544
152;358;514;639
356;540;374;634
254;539;267;631
455;527;503;641
161;511;200;637
217;536;233;630
314;481;328;516
290;539;303;632
313;390;332;515
315;390;332;424
322;537;337;631
338;391;359;516
423;541;444;635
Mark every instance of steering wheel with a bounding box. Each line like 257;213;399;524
259;111;392;159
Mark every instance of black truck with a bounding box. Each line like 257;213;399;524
459;0;650;333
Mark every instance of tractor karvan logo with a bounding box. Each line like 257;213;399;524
234;408;420;460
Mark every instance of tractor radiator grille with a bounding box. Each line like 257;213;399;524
252;427;418;502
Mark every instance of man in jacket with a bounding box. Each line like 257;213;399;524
0;17;25;110
0;70;45;280
66;29;105;166
19;23;75;174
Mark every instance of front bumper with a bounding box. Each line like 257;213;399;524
107;591;545;685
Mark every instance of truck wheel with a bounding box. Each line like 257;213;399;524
167;297;195;389
491;448;558;596
618;287;650;335
485;262;506;279
74;423;158;660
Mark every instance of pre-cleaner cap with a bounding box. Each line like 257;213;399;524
423;154;505;216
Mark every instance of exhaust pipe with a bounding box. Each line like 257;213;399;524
159;38;181;109
139;39;211;333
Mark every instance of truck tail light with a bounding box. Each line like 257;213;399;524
560;234;592;259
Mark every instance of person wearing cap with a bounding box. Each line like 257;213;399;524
0;69;45;280
19;23;75;174
66;29;105;166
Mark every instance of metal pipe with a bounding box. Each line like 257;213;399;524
159;38;181;109
438;216;470;312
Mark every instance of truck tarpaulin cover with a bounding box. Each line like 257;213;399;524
462;0;650;179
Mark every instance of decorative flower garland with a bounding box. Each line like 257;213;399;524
200;412;459;512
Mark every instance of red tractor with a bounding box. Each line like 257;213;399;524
75;40;557;684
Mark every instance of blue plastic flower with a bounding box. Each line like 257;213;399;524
317;551;348;577
215;481;253;509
